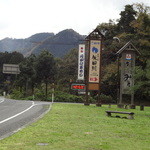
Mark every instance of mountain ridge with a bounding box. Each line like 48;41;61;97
0;29;86;57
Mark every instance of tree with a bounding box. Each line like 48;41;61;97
131;4;150;59
0;51;24;94
17;54;37;96
97;20;119;66
117;5;137;33
57;48;78;91
97;3;149;103
134;59;150;103
130;3;150;102
35;50;56;100
97;19;118;40
8;51;24;64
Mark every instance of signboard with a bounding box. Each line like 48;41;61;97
78;91;86;95
84;28;103;105
116;41;141;107
71;83;86;91
126;54;132;60
3;64;20;74
121;53;134;94
88;83;99;90
78;44;85;80
88;40;101;83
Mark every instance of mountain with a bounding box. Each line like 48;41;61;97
0;29;85;57
0;38;24;52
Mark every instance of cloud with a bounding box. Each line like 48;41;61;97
0;0;149;39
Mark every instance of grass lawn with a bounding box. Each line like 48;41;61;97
0;103;150;150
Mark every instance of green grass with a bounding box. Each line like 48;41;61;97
0;103;150;150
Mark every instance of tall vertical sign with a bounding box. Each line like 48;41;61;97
88;40;101;90
78;44;85;80
84;28;103;106
121;53;134;94
117;41;140;108
120;51;135;108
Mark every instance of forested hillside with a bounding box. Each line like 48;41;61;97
0;33;54;56
30;29;85;57
0;29;85;57
0;3;149;104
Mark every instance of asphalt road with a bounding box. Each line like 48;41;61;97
0;96;51;140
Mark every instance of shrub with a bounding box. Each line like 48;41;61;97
34;88;46;101
54;91;83;103
94;93;114;104
10;89;24;100
25;95;35;100
100;94;114;103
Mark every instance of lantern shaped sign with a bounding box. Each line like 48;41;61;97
116;41;140;107
85;28;103;91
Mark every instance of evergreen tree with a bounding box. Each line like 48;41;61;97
18;54;37;96
117;5;137;33
35;50;56;100
131;3;150;101
57;48;78;90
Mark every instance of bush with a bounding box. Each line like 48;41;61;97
89;96;96;103
25;95;35;100
10;89;24;100
34;88;46;101
94;93;114;104
10;89;112;104
54;91;83;103
100;94;114;103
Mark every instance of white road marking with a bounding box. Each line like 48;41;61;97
0;101;35;124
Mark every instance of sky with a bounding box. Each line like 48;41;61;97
0;0;149;40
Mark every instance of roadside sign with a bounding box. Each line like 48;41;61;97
3;64;20;74
84;28;103;105
71;83;86;91
88;40;101;83
78;91;86;95
78;44;85;80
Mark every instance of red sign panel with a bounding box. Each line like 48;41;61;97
71;83;86;91
89;77;98;81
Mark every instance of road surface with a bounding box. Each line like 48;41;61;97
0;96;51;140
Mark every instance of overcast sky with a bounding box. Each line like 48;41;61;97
0;0;149;40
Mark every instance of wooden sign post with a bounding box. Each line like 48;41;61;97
85;28;103;106
116;41;140;108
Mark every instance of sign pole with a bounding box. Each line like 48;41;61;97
84;41;90;105
52;83;55;103
96;37;103;107
85;85;89;105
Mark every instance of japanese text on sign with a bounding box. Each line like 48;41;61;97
89;40;101;83
78;44;85;80
121;52;134;94
71;83;86;91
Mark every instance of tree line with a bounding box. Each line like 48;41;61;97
97;3;150;104
0;3;149;104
